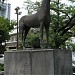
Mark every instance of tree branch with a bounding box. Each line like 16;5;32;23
60;19;75;36
58;15;75;32
50;7;70;19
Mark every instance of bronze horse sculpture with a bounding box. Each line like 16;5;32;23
19;0;50;49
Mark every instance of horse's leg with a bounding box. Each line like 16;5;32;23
23;25;30;49
40;22;44;48
45;25;50;48
23;30;26;49
22;29;25;49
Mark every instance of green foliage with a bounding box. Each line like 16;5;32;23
67;43;75;51
23;0;40;14
31;36;40;48
25;28;40;48
49;0;75;49
66;38;75;51
0;17;16;53
0;64;4;71
0;45;6;54
0;17;16;43
0;17;15;32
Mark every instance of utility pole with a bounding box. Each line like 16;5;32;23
15;7;21;50
57;0;59;30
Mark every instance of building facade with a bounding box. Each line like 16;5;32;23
0;1;10;19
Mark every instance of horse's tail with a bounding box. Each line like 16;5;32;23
19;17;24;38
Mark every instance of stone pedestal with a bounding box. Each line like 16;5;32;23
4;49;72;75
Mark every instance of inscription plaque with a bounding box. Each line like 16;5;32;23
20;63;28;75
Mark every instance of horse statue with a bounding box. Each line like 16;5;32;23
19;0;50;49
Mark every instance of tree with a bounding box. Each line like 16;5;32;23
0;17;16;53
49;0;75;48
0;17;16;42
22;0;75;49
23;0;40;15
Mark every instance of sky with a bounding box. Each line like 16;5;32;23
7;0;27;20
7;0;40;20
7;0;70;20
